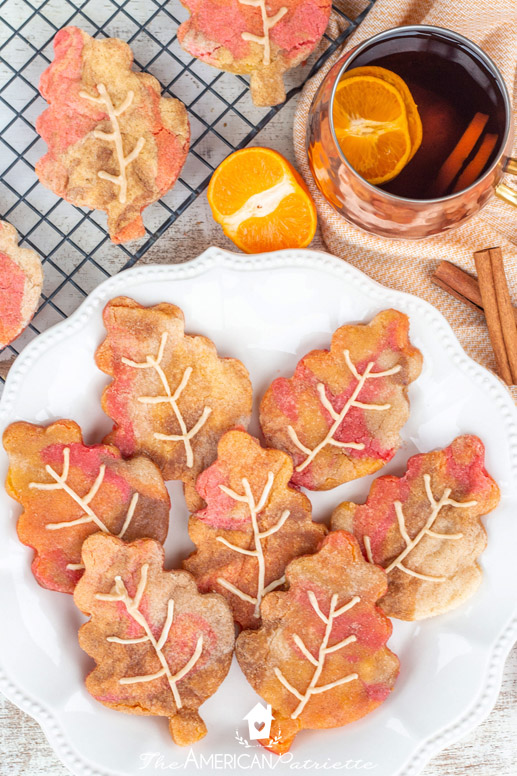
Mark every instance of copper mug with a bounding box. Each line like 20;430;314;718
306;25;517;239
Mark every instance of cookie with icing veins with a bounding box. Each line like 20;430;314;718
75;534;235;745
331;435;500;620
3;419;170;593
36;27;189;243
95;296;253;511
184;429;326;628
178;0;332;106
260;309;423;490
236;531;399;753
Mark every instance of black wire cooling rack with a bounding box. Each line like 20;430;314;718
0;0;377;385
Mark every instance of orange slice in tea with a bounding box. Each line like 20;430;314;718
333;74;413;185
337;66;423;161
207;148;317;254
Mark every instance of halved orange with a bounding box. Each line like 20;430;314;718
332;74;413;185
207;147;317;254
337;66;422;161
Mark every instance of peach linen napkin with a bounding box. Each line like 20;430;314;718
293;0;517;400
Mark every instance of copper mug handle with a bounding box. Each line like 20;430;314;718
495;158;517;207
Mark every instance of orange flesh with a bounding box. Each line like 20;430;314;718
207;147;317;254
333;75;413;185
337;66;422;161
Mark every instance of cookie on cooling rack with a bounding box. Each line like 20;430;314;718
331;435;500;621
3;419;170;594
260;309;423;491
36;26;190;244
0;220;42;350
177;0;332;106
75;534;235;746
95;296;253;512
183;429;326;629
235;531;399;754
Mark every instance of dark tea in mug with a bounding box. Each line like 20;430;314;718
334;27;508;200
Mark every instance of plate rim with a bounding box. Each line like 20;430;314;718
1;245;516;776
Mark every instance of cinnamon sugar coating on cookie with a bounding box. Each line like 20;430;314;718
184;429;326;628
260;309;423;490
3;419;170;594
75;534;235;745
236;531;399;753
95;297;253;511
36;27;189;243
331;435;500;620
178;0;332;106
0;221;42;349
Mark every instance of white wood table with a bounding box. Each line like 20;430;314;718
1;95;516;776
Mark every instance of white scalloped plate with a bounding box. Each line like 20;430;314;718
1;247;517;776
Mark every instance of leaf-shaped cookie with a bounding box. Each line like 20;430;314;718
260;309;422;490
3;420;170;594
75;534;235;746
183;429;326;629
178;0;331;107
236;531;399;754
36;27;189;243
0;220;43;349
96;297;253;512
331;435;500;620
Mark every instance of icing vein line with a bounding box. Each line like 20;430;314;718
29;447;139;540
275;591;360;719
239;0;287;65
96;564;203;708
79;84;145;204
363;473;476;582
216;471;288;617
288;350;401;473
121;331;212;468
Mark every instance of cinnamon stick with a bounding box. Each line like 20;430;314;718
432;261;517;325
474;248;514;385
490;248;517;383
432;261;484;313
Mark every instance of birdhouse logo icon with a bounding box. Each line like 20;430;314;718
243;702;274;740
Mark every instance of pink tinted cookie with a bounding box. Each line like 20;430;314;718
75;534;235;745
331;435;500;620
95;297;253;512
183;429;326;629
0;221;42;349
3;419;170;594
36;27;190;243
178;0;332;106
260;310;423;491
235;531;399;754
